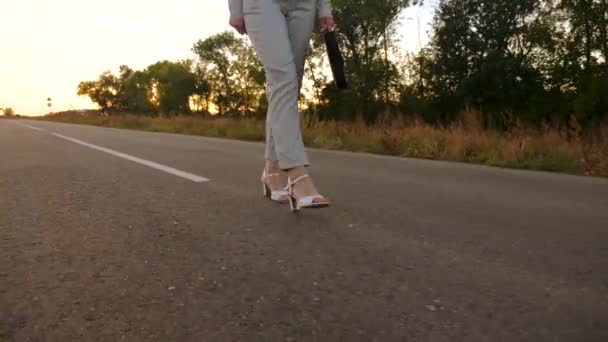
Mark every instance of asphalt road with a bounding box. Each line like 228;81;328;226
1;119;607;341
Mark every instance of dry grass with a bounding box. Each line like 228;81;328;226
39;110;608;177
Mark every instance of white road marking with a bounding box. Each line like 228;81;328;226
52;133;210;183
24;125;44;131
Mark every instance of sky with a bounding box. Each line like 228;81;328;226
0;0;436;116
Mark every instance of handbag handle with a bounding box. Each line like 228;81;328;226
324;31;348;90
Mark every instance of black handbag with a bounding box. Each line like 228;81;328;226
324;30;348;89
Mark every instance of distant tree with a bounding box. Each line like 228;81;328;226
232;41;267;115
145;60;196;115
191;64;212;114
2;107;15;117
193;32;242;115
418;0;548;124
113;65;135;112
120;70;155;114
557;0;608;122
406;0;608;125
77;71;119;114
192;31;266;116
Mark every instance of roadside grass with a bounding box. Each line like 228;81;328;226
39;110;608;177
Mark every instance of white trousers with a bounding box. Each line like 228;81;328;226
244;0;317;169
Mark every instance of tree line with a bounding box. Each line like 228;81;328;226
77;0;607;128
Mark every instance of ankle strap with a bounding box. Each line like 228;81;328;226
288;174;309;187
264;171;281;177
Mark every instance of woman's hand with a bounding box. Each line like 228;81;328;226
229;16;247;35
319;16;336;33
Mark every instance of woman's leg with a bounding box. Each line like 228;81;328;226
263;78;285;194
264;78;278;166
246;0;329;206
244;0;309;171
285;0;317;88
283;0;330;205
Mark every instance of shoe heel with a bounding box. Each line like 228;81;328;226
288;195;300;213
262;180;271;198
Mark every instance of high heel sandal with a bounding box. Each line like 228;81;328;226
261;171;289;204
286;175;331;212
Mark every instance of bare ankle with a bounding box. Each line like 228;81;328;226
287;166;307;179
265;160;280;174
